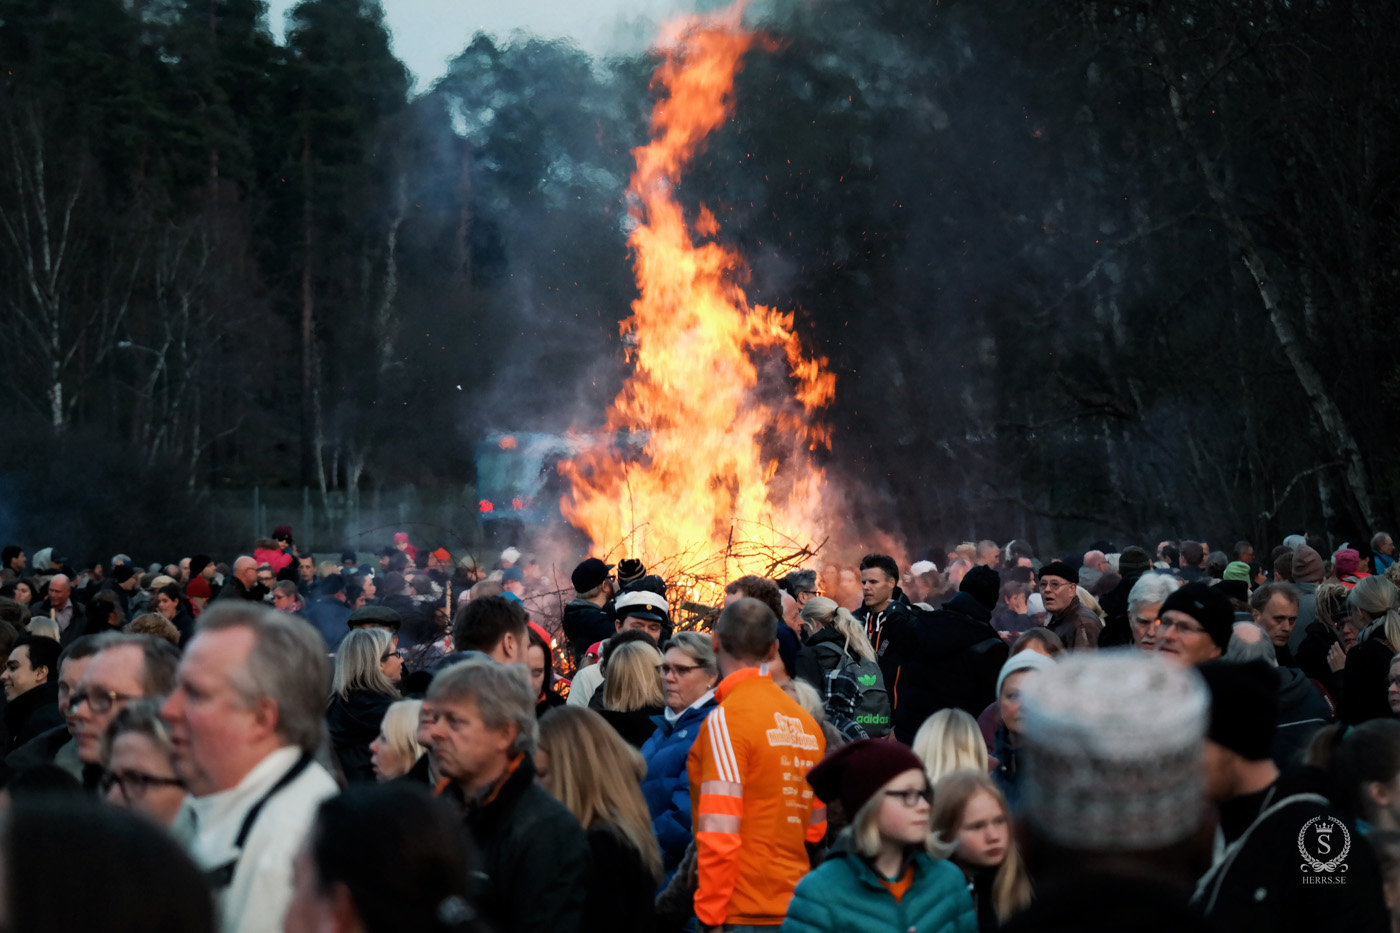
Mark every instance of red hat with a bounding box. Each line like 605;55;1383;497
394;532;410;544
1334;548;1362;577
432;547;451;562
806;739;926;817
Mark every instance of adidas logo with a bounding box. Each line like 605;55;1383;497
857;674;877;686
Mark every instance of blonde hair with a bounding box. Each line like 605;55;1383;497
912;709;989;784
332;628;399;701
537;707;662;881
603;640;664;712
799;596;876;661
956;542;977;562
1352;576;1400;651
931;770;1032;920
376;699;425;780
849;770;954;860
26;617;61;642
1076;586;1106;620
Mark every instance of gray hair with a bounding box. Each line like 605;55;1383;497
99;697;176;768
427;658;538;757
662;630;717;674
194;603;330;753
1225;622;1278;667
1126;573;1180;616
1373;532;1393;552
91;632;181;696
331;628;399;701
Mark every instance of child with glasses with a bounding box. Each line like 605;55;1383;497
783;740;977;933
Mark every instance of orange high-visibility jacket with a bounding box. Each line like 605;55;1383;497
687;667;828;927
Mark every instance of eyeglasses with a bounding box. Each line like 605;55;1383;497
660;662;703;676
884;787;932;807
100;769;184;800
380;650;404;662
1038;580;1073;592
67;688;139;715
1158;618;1206;636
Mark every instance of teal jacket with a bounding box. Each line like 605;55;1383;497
781;849;978;933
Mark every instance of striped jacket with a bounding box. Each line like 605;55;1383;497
687;667;828;927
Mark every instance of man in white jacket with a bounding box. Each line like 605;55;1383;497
162;603;338;933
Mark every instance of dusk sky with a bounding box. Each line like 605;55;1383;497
265;0;690;88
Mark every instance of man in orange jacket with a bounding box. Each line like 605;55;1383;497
687;596;827;931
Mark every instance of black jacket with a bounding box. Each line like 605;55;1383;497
1004;874;1218;933
854;587;916;692
793;627;849;690
1192;768;1389;933
582;825;656;933
1340;628;1394;724
1272;667;1335;770
599;706;665;749
3;681;64;755
892;593;1008;744
326;689;395;784
454;754;590;933
1296;620;1344;705
5;723;73;769
562;599;614;665
1096;571;1144;648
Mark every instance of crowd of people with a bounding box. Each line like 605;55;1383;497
0;527;1399;932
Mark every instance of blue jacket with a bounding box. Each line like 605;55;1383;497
782;849;977;933
640;697;717;879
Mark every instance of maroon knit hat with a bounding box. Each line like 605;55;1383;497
1334;549;1362;577
806;739;927;816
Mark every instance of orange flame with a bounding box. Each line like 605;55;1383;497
560;7;835;596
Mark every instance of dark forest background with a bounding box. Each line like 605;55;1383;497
2;0;1397;562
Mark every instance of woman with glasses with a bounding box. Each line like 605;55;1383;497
931;770;1032;932
783;740;976;933
599;639;666;748
326;628;400;784
99;699;193;843
640;631;719;883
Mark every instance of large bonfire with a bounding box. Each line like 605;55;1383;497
559;7;836;613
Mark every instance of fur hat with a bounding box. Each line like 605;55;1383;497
1021;652;1208;850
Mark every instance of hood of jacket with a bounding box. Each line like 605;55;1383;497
913;593;996;658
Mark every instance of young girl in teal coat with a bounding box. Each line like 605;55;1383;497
782;740;978;933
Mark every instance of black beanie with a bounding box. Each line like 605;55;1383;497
1196;660;1278;761
1160;582;1234;651
1037;561;1078;585
960;565;1001;611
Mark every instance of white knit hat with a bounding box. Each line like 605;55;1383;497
1020;651;1208;851
996;649;1056;699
